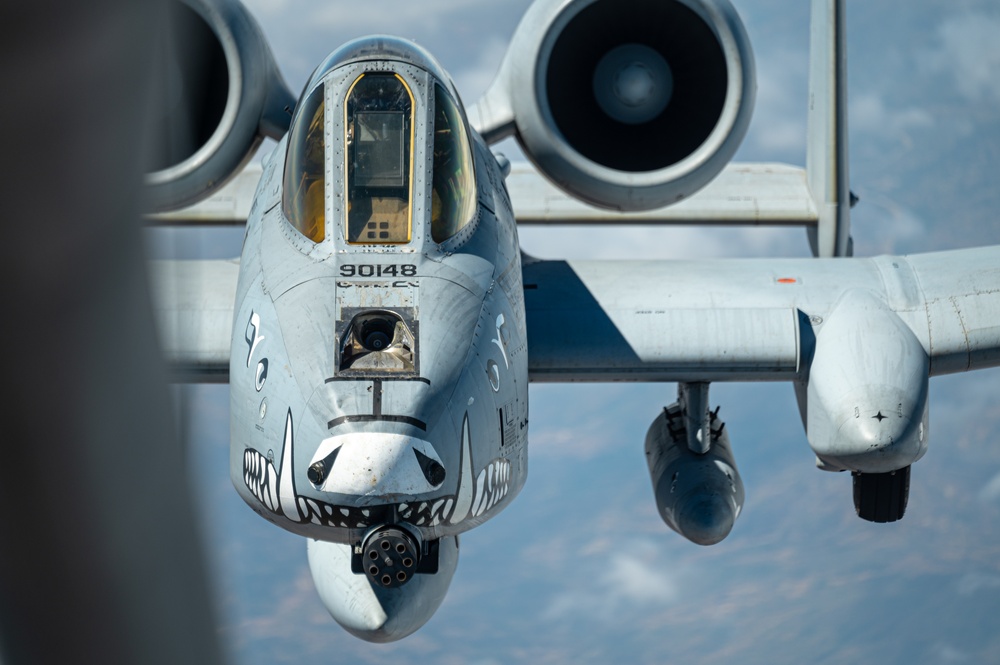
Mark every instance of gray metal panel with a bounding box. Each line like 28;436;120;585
527;306;800;381
907;246;1000;375
524;259;802;382
150;259;239;381
509;161;818;226
146;163;262;225
524;246;1000;382
145;160;820;228
806;0;851;257
149;247;1000;384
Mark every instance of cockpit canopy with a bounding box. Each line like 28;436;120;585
346;73;413;244
282;85;325;243
281;38;477;249
429;83;477;243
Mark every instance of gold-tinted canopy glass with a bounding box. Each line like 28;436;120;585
282;85;326;243
345;74;414;245
431;83;476;243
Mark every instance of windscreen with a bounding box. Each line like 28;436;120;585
282;85;326;243
431;83;476;243
345;74;414;244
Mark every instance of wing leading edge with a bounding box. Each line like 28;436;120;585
152;247;1000;384
523;245;1000;382
151;259;239;382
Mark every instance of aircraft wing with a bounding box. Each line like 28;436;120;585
152;246;1000;383
522;245;1000;382
151;259;239;382
507;162;817;226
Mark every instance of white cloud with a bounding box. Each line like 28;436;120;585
957;572;1000;596
529;425;611;460
542;539;680;622
850;92;933;138
978;472;1000;503
452;35;507;104
314;0;495;33
933;643;971;664
528;383;655;459
926;12;1000;104
932;371;1000;430
849;191;925;255
244;0;528;46
246;0;484;31
603;550;678;605
743;48;808;159
240;1;529;93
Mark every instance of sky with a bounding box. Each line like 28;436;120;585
163;1;1000;663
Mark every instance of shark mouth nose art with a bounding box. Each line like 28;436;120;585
306;432;446;496
242;410;514;529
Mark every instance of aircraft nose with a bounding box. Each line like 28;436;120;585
309;432;446;498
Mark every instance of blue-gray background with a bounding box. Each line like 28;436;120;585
159;1;1000;662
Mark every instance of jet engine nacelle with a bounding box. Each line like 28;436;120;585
645;404;744;546
469;0;755;211
144;0;294;211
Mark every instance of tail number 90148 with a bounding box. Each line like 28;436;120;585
339;264;416;278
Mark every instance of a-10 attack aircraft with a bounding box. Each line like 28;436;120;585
149;0;1000;642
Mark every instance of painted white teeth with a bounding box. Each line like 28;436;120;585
472;470;486;516
467;459;513;518
240;430;518;531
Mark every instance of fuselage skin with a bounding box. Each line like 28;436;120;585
228;40;528;549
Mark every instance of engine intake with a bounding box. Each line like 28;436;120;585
144;0;294;211
546;0;728;172
469;0;755;211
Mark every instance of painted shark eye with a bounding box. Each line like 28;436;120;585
308;462;327;485
308;446;341;486
413;448;446;486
